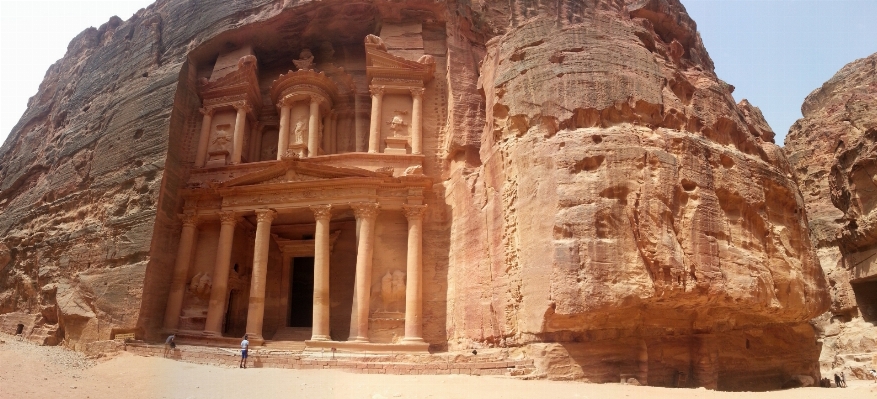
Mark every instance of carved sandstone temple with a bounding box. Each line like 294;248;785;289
163;35;436;350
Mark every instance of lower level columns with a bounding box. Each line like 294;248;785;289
244;209;276;341
349;202;380;342
402;204;427;342
162;212;199;331
310;205;333;341
204;211;237;336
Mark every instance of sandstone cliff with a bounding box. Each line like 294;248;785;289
785;52;877;381
0;0;828;390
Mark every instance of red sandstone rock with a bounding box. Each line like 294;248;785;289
785;52;877;381
0;0;828;390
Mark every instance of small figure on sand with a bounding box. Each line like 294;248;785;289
240;334;250;369
870;369;877;383
163;334;176;358
834;373;841;388
839;371;846;388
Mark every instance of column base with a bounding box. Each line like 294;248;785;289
201;330;223;338
348;336;370;343
309;334;332;341
305;339;430;353
401;337;425;343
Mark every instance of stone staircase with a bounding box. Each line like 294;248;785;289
262;327;310;351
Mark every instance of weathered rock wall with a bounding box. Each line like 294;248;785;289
0;0;829;389
785;52;877;380
443;0;828;389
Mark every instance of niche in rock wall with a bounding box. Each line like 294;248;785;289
851;278;877;323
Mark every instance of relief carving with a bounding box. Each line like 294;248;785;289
189;272;212;299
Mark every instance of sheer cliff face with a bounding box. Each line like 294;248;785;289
445;0;827;346
0;0;827;386
785;52;877;379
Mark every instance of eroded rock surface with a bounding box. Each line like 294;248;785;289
785;52;877;380
0;0;828;390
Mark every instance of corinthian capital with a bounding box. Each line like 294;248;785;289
218;211;237;225
369;85;385;97
402;204;427;220
199;107;216;117
179;211;200;227
254;209;277;224
310;204;333;221
232;101;252;114
409;87;425;98
350;202;380;220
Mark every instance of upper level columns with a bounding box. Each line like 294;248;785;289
410;88;424;155
163;212;200;331
307;95;321;157
231;102;251;164
349;202;380;342
277;104;291;160
368;86;384;153
245;209;276;341
310;205;333;341
195;108;214;168
204;211;238;336
402;204;427;342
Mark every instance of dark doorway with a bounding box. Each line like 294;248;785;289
15;324;24;335
288;257;314;327
223;290;236;334
852;278;877;323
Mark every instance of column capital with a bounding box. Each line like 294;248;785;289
310;204;333;221
179;212;200;227
232;101;252;114
309;94;324;105
199;107;216;117
218;211;237;225
369;85;385;97
254;209;277;223
409;87;425;98
351;202;380;220
402;204;427;221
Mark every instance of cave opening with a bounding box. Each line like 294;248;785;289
851;278;877;323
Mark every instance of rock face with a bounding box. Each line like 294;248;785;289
0;0;827;390
785;52;877;380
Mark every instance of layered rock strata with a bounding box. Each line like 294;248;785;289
0;0;827;390
785;52;877;381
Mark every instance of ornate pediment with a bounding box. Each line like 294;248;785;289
365;34;435;84
217;159;387;189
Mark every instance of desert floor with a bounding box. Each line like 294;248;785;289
1;333;874;399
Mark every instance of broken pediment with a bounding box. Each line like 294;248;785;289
199;53;262;112
365;34;435;84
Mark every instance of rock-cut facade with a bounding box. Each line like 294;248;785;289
0;0;828;390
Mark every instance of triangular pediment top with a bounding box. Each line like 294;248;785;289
217;160;388;188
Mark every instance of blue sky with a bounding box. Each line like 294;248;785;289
1;1;876;146
683;0;877;144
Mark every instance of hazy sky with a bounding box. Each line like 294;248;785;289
1;0;876;147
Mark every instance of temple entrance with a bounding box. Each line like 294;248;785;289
852;278;877;323
288;257;314;327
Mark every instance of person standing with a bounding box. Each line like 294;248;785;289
834;373;841;388
240;334;250;369
840;372;846;388
163;334;176;358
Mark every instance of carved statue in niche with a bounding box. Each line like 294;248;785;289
189;272;212;299
378;270;406;313
210;124;232;151
293;49;315;71
293;120;307;144
387;111;409;137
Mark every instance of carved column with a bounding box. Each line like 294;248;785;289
280;252;293;326
277;104;291;160
195;108;214;168
245;209;276;341
330;113;339;154
402;204;427;342
368;86;384;153
309;205;333;341
410;88;424;155
349;202;380;342
204;211;237;336
163;212;199;331
355;94;364;152
231;102;250;164
322;111;333;156
308;96;321;157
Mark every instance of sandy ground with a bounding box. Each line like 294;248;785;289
1;334;875;399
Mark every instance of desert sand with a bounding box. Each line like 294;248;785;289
0;334;873;399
